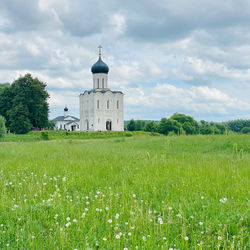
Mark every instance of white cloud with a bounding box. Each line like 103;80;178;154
0;0;250;121
124;83;250;120
109;13;126;35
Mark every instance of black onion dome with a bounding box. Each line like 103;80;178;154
64;106;68;112
91;56;109;74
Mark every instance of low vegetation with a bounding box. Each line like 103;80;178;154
0;134;249;249
126;114;250;135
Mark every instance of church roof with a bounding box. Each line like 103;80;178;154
91;56;109;74
65;121;79;125
81;89;123;95
52;115;80;122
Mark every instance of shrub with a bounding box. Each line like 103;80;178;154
241;127;250;134
41;131;49;140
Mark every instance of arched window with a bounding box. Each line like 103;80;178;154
107;100;109;109
117;100;119;109
97;79;100;88
102;79;104;88
97;100;99;109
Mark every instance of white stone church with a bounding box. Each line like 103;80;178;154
79;46;124;131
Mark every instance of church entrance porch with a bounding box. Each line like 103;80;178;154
106;120;112;131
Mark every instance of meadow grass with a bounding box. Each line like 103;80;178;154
0;134;249;249
3;130;156;142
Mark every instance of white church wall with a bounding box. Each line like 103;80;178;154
79;50;124;132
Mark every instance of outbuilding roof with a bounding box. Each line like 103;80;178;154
52;115;80;122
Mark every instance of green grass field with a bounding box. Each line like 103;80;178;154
0;133;249;249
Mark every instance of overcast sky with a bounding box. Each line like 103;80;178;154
0;0;250;121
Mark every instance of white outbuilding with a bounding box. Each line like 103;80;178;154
52;107;80;131
79;46;124;131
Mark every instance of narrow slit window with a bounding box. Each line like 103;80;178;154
117;100;119;109
107;100;109;109
97;79;100;88
97;100;99;109
102;79;104;88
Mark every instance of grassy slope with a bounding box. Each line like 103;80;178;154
0;134;249;249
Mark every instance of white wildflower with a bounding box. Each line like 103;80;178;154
65;222;71;227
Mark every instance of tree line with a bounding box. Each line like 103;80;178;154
126;114;250;135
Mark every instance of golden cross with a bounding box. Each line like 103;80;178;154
98;45;102;56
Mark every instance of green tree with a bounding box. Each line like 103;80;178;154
182;121;195;135
8;103;32;134
241;127;250;134
0;74;49;133
170;113;199;134
158;118;182;135
0;83;10;95
0;115;6;139
135;120;146;131
48;120;56;130
226;119;250;133
127;119;136;131
145;121;158;132
214;123;226;134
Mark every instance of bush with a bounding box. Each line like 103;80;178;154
241;127;250;134
145;121;158;132
0;115;6;139
168;131;177;136
41;131;49;140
